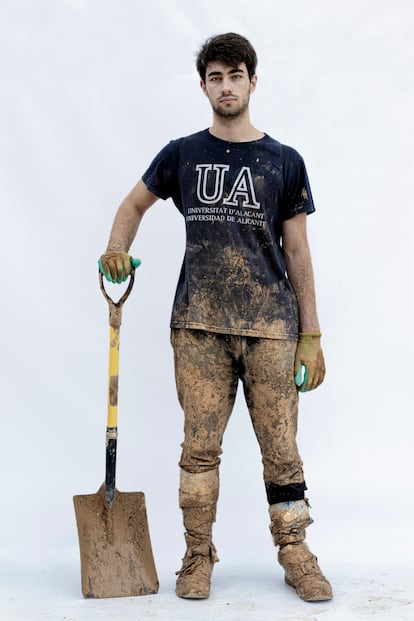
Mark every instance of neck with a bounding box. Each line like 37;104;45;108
209;112;264;143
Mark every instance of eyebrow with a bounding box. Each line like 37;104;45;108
207;67;245;78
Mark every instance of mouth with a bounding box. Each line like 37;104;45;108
219;97;237;104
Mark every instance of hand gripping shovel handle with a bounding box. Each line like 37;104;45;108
99;268;136;508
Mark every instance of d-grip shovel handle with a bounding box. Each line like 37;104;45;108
99;268;137;508
99;270;135;328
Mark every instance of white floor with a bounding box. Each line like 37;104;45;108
1;544;413;621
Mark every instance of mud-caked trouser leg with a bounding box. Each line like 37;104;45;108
241;338;333;602
171;329;239;599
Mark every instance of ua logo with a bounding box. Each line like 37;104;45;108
196;164;260;209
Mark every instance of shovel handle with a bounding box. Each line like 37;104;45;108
99;269;136;507
105;319;119;507
99;269;135;308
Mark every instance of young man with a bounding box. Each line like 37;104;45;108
99;33;333;602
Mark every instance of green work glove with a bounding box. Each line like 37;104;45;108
294;332;326;392
98;252;141;283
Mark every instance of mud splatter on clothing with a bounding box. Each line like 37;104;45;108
172;329;305;491
143;129;315;339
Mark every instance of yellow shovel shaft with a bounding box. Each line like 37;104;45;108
107;325;120;428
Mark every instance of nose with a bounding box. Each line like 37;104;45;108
221;77;233;94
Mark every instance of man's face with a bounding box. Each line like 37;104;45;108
201;61;257;118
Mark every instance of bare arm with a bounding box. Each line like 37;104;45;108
106;179;159;253
282;213;320;332
99;179;159;282
282;213;325;390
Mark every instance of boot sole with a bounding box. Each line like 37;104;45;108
176;588;210;599
285;578;333;602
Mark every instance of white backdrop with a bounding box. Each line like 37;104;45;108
1;1;413;619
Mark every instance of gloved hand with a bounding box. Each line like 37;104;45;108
98;251;138;283
294;332;326;392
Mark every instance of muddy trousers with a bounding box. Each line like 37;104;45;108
172;328;332;600
171;328;305;495
172;328;304;593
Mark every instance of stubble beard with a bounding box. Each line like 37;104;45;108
211;92;250;119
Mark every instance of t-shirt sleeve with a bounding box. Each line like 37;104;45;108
280;145;315;220
142;139;181;202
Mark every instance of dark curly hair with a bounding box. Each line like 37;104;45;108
196;33;257;82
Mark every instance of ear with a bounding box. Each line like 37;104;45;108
249;74;258;94
200;79;208;96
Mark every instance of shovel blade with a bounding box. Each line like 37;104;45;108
73;485;159;598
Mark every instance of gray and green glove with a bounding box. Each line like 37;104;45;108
294;332;326;392
98;251;141;283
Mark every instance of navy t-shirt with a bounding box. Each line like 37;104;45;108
142;129;315;340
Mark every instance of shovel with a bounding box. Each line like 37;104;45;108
73;265;159;598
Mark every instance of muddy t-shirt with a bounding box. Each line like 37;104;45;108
142;129;315;340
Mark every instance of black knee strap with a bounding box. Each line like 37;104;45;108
265;481;307;504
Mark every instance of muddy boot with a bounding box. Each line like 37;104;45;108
175;469;219;599
278;541;333;601
175;504;219;598
269;499;333;602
